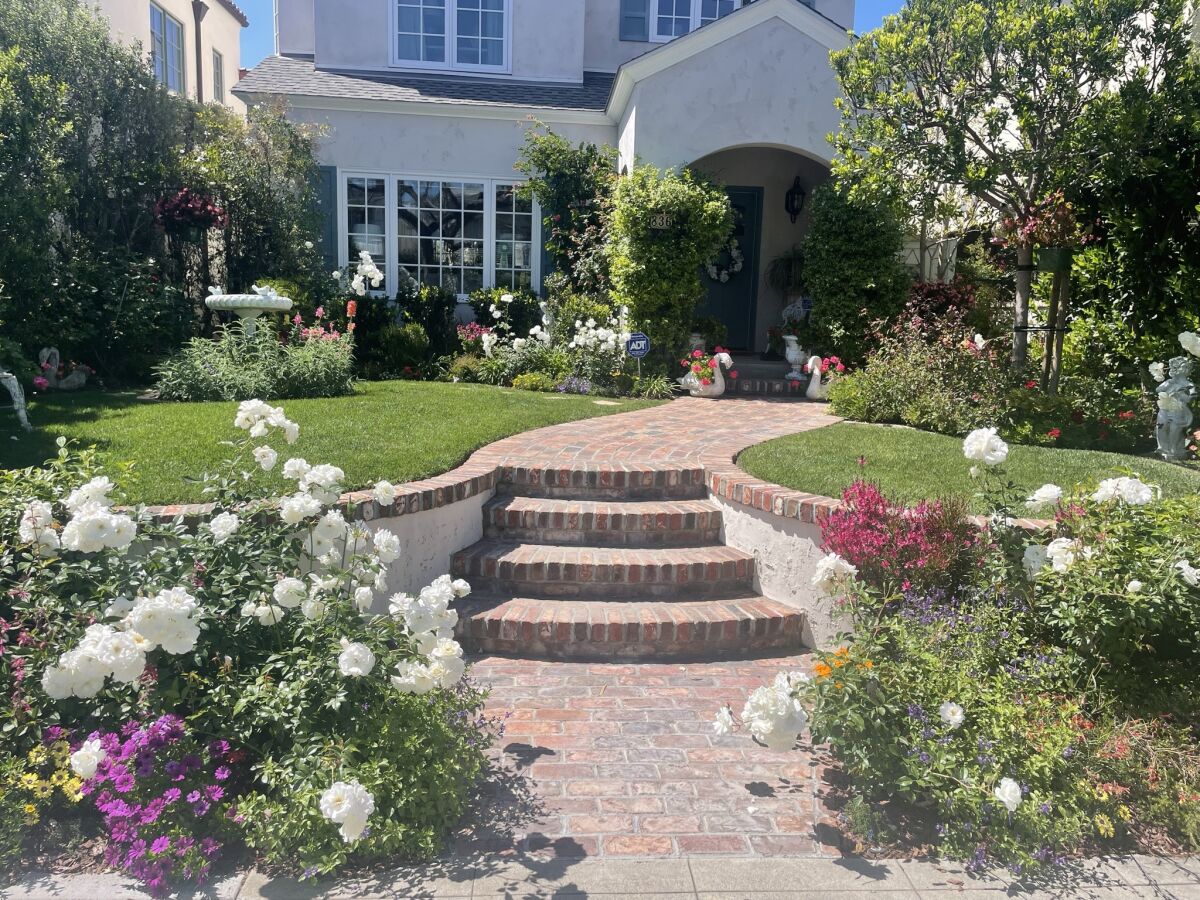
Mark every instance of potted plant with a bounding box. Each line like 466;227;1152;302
677;346;738;398
766;245;806;301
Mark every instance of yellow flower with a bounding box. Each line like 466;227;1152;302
1094;813;1115;839
50;740;69;758
21;803;36;816
1117;804;1132;822
49;770;68;787
814;662;833;679
26;746;46;765
31;781;53;800
19;772;39;791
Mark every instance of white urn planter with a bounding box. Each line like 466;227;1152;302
205;285;293;337
679;351;733;398
783;335;805;381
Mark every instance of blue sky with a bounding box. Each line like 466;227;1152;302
237;0;907;69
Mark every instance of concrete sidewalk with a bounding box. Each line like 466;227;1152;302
4;854;1199;899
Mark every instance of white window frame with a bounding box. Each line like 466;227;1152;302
212;48;225;103
150;2;186;94
388;0;512;74
651;0;742;42
337;170;540;299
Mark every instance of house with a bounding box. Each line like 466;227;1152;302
93;0;249;112
237;0;852;351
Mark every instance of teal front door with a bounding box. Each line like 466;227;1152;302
698;186;762;350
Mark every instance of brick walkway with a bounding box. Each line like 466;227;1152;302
454;654;840;860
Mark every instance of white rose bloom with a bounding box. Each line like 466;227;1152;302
1025;484;1062;513
993;777;1023;812
338;638;377;677
1177;560;1200;587
331;270;341;280
373;481;397;506
253;446;278;471
104;596;134;619
300;596;327;620
1180;331;1200;358
41;663;74;700
19;500;60;555
283;458;311;480
125;587;200;654
938;701;965;729
64;476;115;514
300;464;346;505
811;553;858;594
354;586;375;613
1022;545;1049;581
283;420;300;444
319;779;375;843
351;274;366;296
280;492;323;525
1091;476;1155;505
1149;361;1166;382
713;706;735;736
69;738;107;779
304;240;314;249
207;512;240;545
61;503;136;554
1046;538;1083;573
372;529;401;564
1127;580;1143;593
962;427;1009;466
273;577;307;609
741;680;807;752
392;659;436;694
91;628;147;683
451;578;471;598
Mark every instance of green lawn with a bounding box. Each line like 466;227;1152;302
738;422;1200;511
0;383;662;505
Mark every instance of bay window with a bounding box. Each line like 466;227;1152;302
393;0;509;72
342;173;537;297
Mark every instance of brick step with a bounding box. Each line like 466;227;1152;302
483;496;722;547
725;377;808;397
495;464;708;500
451;540;755;599
455;595;805;660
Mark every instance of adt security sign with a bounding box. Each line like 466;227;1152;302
625;332;651;358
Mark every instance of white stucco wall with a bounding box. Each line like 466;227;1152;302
711;494;847;648
615;17;842;172
93;0;245;112
691;147;830;348
275;0;315;56
583;0;653;73
512;0;586;82
367;491;492;606
287;103;614;176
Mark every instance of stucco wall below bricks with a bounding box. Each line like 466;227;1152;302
368;488;493;607
711;494;848;648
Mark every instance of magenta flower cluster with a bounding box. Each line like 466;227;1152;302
78;714;240;898
153;187;228;235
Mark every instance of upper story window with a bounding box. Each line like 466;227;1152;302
392;0;510;72
212;49;225;103
150;2;185;93
650;0;741;41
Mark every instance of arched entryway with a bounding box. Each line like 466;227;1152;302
690;146;830;352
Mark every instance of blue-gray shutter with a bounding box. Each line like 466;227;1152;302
315;165;338;271
620;0;650;41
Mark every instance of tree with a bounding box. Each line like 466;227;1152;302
830;0;1188;367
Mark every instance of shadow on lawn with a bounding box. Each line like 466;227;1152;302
0;389;147;468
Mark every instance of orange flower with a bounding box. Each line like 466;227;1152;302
814;662;833;679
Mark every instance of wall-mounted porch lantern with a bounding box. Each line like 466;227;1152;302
784;177;807;224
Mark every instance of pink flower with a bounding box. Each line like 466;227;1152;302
33;376;49;390
728;370;738;379
692;349;703;358
691;363;702;374
293;314;302;325
314;306;325;319
708;358;718;369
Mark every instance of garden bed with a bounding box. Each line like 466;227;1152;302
0;383;662;505
738;422;1200;513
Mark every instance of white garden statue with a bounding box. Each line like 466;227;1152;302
805;355;829;401
1154;355;1196;461
0;366;31;432
37;348;89;390
679;351;733;398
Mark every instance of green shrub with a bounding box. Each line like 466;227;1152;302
447;353;484;383
511;372;557;392
155;323;354;401
401;284;458;359
692;316;728;350
360;323;430;381
803;184;910;363
633;374;676;400
607;165;732;364
477;341;570;387
544;274;613;345
1004;375;1154;452
469;287;541;339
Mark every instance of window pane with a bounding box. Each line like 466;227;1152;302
453;0;504;67
397;180;419;208
494;183;533;290
346;177;386;292
397;0;447;62
397;33;421;60
481;39;503;66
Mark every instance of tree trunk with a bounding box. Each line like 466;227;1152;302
1012;245;1034;369
1040;270;1062;393
1050;274;1069;395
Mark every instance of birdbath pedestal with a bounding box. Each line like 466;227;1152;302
205;285;293;336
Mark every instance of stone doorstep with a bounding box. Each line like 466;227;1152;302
455;596;806;661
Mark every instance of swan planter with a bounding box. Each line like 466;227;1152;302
678;350;737;398
804;354;846;401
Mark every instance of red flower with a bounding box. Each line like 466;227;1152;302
708;358;718;369
728;370;738;379
680;359;690;368
700;377;712;386
1118;410;1135;421
1047;427;1062;440
692;349;703;358
1025;380;1038;389
691;363;702;373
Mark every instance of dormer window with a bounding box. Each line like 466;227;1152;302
392;0;510;72
651;0;741;42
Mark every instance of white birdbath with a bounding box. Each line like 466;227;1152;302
205;285;293;336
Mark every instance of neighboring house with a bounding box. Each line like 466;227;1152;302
93;0;249;113
238;0;852;351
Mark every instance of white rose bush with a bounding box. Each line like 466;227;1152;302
717;425;1200;875
0;401;495;890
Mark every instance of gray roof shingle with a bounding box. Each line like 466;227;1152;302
234;55;614;112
